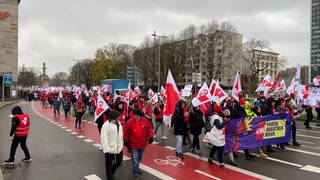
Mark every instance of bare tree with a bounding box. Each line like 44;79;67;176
69;59;94;89
51;72;68;87
242;38;271;77
18;65;39;86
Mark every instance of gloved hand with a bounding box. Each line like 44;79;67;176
148;138;154;144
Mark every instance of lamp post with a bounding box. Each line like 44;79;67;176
151;30;167;92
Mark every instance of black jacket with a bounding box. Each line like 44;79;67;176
173;100;185;135
189;108;204;135
231;105;247;119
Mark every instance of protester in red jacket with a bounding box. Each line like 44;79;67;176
124;109;154;177
4;106;31;164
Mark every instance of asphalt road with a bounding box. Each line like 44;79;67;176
1;101;320;180
0;102;158;180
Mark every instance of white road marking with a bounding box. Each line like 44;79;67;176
300;165;320;174
298;129;320;134
286;147;320;157
310;125;320;129
71;132;78;135
84;139;93;143
300;145;320;150
297;134;320;140
139;164;174;180
194;170;222;180
65;129;72;132
57;124;62;127
297;140;315;144
185;152;275;180
61;126;67;129
77;135;85;139
84;174;102;180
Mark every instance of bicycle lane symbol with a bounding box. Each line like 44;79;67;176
154;156;185;167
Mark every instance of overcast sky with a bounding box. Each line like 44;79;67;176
18;0;310;76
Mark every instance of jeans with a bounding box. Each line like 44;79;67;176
9;136;31;161
209;145;224;164
191;134;200;150
176;135;183;154
154;121;164;137
131;149;144;176
105;152;123;180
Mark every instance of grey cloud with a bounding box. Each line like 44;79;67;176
18;0;311;76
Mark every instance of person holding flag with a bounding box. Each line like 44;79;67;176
173;100;187;159
100;110;123;180
153;100;167;140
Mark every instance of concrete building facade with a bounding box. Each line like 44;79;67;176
311;0;320;81
0;0;19;99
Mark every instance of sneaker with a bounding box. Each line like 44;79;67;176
259;152;268;158
22;158;32;162
3;160;14;165
161;136;167;140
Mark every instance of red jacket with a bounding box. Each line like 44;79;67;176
14;114;30;137
124;116;154;149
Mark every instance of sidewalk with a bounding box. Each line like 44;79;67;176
0;100;19;109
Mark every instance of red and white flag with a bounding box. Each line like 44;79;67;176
297;84;310;100
270;71;280;91
123;82;131;105
232;71;242;101
191;82;211;107
164;70;180;117
94;93;110;122
256;74;273;93
209;79;217;96
286;77;295;95
276;79;286;91
133;86;141;97
150;93;159;104
313;75;320;86
160;86;166;98
211;81;228;103
148;88;155;99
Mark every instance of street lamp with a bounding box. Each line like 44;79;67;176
151;30;167;92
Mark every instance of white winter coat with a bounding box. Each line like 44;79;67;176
101;120;123;154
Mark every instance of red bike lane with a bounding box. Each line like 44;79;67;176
33;102;269;180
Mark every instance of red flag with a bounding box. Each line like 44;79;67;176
276;79;286;91
94;93;110;122
209;79;217;96
164;70;180;116
191;82;211;107
232;71;242;101
270;71;280;91
211;82;228;103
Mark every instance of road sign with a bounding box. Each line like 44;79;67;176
4;74;12;85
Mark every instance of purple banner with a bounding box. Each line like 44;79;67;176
225;114;291;152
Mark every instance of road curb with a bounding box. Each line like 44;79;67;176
0;100;20;109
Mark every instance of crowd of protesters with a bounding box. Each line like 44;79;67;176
20;88;320;179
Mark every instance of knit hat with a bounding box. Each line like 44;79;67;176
239;98;246;106
108;110;121;120
213;104;222;113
